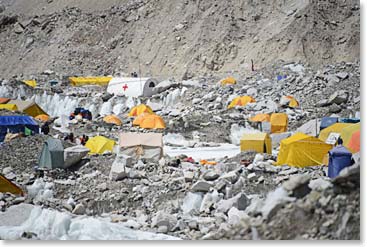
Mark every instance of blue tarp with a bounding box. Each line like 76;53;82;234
0;116;39;142
339;118;360;124
320;117;338;131
328;145;353;178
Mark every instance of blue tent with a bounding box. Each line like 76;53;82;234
328;145;353;178
320;117;338;131
0;116;39;142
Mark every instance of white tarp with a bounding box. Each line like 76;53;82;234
107;77;158;97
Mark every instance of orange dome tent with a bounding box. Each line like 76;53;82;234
249;113;270;122
133;113;153;126
139;114;166;129
128;104;154;117
220;77;236;86
285;96;299;108
228;96;256;109
35;114;50;122
103;115;122;126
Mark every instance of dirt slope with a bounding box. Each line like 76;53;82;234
0;0;360;78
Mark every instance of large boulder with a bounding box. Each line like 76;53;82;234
216;193;249;213
328;90;349;105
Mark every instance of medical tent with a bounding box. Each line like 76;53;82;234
8;100;47;117
270;113;288;133
0;116;39;142
119;132;163;160
38;138;65;169
276;133;332;168
107;77;158;97
240;132;272;154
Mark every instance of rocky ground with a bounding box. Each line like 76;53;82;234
0;60;360;240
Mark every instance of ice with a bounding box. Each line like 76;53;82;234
230;124;259;145
261;187;295;219
99;101;112;116
182;192;203;215
163;133;187;147
0;206;180;240
27;179;54;202
164;88;181;106
112;103;125;115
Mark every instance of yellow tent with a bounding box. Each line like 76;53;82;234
249;113;270;122
228;96;256;109
276;133;332;168
8;100;47;117
69;77;112;87
35;114;50;122
128;104;154;117
285;96;299;108
340;123;360;151
319;123;354;142
103;115;122;126
85;136;115;155
0;174;23;195
23;80;37;88
270;113;288;133
0;104;18;111
139;114;166;129
240;132;272;154
220;77;236;86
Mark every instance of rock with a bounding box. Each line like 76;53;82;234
253;154;264;163
308;178;332;191
336;72;349;80
221;170;239;184
203;170;220;181
12;197;25;204
200;190;221;213
228;207;249;226
62;203;73;212
316;99;330;107
72;204;86;215
25;37;34;48
96;182;108;192
184;171;195;182
109;155;131;181
245;195;264;216
328;90;349;105
278;167;298;176
270;132;292;147
246;87;257;96
329;103;342;113
191;181;213;192
188;220;198;230
216;193;249;213
151;211;177;231
261;187;295;219
182;192;203;215
14;23;24;34
157;225;168;233
247;173;257;182
2;167;12;175
282;174;311;198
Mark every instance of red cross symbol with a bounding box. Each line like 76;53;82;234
122;84;128;91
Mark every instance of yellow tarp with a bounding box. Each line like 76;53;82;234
228;96;256;109
23;80;37;88
69;77;112;87
85;136;115;155
138;114;166;129
0;175;23;195
249;113;270;122
276;133;332;168
128;104;154;117
0;104;18;111
221;77;236;85
240;132;272;154
270;113;288;133
319;123;354;142
103;115;122;126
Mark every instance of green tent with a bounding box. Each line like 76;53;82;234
38;137;64;169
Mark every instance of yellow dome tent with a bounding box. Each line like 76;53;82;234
138;114;166;129
249;113;270;122
228;96;256;109
7;100;47;117
318;123;354;142
270;113;288;133
240;132;272;154
35;114;50;122
85;136;115;155
285;96;299;108
23;80;37;88
128;104;153;117
103;115;122;126
220;77;236;86
0;104;18;111
276;133;332;168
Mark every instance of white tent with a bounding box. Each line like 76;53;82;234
107;77;158;97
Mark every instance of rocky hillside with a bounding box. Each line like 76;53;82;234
0;0;360;79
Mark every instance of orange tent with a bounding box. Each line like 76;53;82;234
103;115;122;126
128;104;153;117
138;114;166;129
249;113;270;122
348;130;360;153
285;96;299;108
0;98;10;104
35;114;50;122
133;113;153;126
228;96;256;109
220;77;236;86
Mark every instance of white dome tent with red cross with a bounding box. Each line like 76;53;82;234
107;77;158;98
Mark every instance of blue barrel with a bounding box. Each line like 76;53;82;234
328;145;353;178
